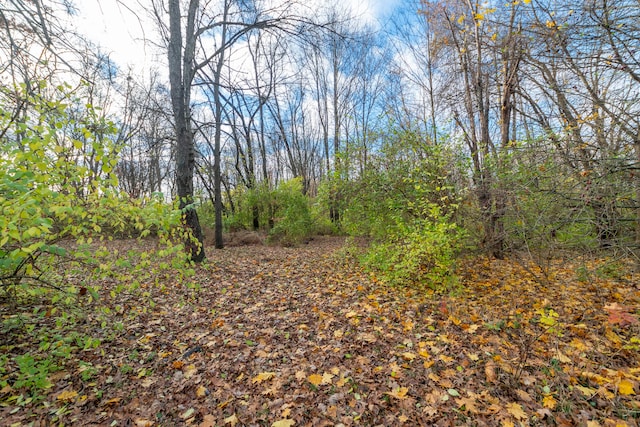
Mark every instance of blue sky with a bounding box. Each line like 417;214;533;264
75;0;404;72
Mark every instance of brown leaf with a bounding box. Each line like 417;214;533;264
485;360;497;383
199;415;216;427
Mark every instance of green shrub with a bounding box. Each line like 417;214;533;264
362;205;464;291
269;178;313;246
0;82;183;295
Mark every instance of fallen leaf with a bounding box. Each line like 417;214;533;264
57;390;78;402
199;414;216;427
184;364;197;379
485;360;497;383
456;396;479;413
321;372;334;384
402;352;416;361
605;303;639;327
196;385;208;397
619;379;635;395
134;419;154;427
576;385;597;397
141;378;156;388
224;414;239;426
252;372;276;384
386;386;409;399
515;389;533;402
272;420;295;427
308;374;323;386
506;402;527;420
180;408;195;420
542;395;557;409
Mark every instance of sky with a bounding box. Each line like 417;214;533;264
73;0;403;74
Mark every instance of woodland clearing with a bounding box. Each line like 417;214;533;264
1;236;639;426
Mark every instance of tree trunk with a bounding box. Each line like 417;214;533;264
168;0;205;262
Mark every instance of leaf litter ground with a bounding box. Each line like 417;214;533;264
1;237;640;426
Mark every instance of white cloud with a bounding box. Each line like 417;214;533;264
73;0;158;72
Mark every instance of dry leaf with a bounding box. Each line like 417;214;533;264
184;364;197;379
272;420;295;427
321;372;334;384
180;408;195;420
252;372;276;384
199;415;216;427
576;385;597;397
485;360;497;383
385;386;409;399
56;390;78;402
134;419;154;427
308;374;323;386
619;379;636;395
542;395;557;409
196;385;208;397
224;414;239;426
506;402;527;420
402;352;416;361
515;389;533;402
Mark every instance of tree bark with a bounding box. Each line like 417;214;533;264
168;0;205;261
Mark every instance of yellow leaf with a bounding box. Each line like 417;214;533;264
474;13;484;21
402;352;416;361
184;364;197;379
252;372;276;384
224;414;239;426
542;395;557;409
439;354;454;364
501;420;515;427
576;385;597;397
57;390;78;402
555;351;571;364
506;402;527;420
619;379;635;395
523;0;531;3
385;386;409;399
321;372;334;384
403;319;414;331
272;420;295;427
196;385;208;397
308;374;323;386
457;15;465;24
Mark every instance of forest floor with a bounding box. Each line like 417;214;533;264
1;236;640;426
